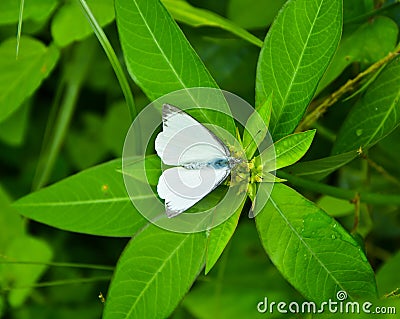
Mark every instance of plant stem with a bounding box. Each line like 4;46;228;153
77;0;137;121
358;148;400;187
32;42;93;190
297;47;400;132
2;276;111;290
344;1;400;25
0;260;114;271
277;171;400;205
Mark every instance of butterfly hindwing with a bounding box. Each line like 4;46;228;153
157;166;230;217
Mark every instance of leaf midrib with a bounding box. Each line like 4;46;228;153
271;0;325;136
123;0;238;134
124;233;196;318
275;135;312;165
13;195;153;207
364;87;400;147
269;194;347;297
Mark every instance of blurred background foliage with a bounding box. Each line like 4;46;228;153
0;0;400;318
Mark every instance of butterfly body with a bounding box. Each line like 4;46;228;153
182;157;240;170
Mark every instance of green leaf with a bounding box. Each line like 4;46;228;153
242;94;272;159
115;0;216;98
227;0;287;29
287;150;358;180
205;199;245;274
333;56;400;154
115;0;235;135
103;225;207;319
0;37;59;123
0;186;24;250
102;101;132;157
255;183;377;302
256;0;342;140
12;159;147;237
0;101;30;146
0;0;58;25
51;0;115;47
2;236;53;307
185;222;299;319
162;0;263;47
376;250;400;297
259;130;316;172
343;0;374;23
317;16;398;93
316;195;354;217
121;155;161;186
65;113;108;170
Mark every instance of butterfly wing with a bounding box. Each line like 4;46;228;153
155;104;230;165
157;166;230;217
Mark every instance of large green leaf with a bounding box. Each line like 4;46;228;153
333;56;400;154
317;16;398;94
242;94;272;159
287;150;358;180
103;225;207;319
259;130;316;172
115;0;235;134
122;155;161;186
185;222;299;319
51;0;115;47
161;0;262;47
12;159;147;237
0;37;59;123
205;199;245;274
256;0;342;140
255;183;377;303
115;0;216;98
0;0;58;25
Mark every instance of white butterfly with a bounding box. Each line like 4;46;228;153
155;104;241;218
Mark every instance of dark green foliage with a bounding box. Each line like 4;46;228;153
1;0;400;318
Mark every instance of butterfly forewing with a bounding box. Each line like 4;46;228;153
155;104;230;166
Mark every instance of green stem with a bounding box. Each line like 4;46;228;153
344;1;400;25
32;82;79;190
32;42;93;190
0;260;114;271
77;0;137;120
2;276;111;290
278;171;400;205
